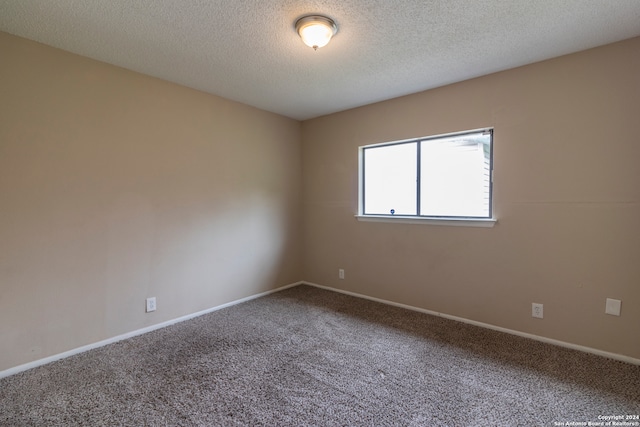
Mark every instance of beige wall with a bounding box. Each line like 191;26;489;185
2;30;639;373
0;32;302;371
302;37;640;359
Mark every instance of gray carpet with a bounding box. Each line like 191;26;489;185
1;285;639;426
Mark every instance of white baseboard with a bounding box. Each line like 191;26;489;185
303;282;640;366
0;281;303;379
3;279;637;379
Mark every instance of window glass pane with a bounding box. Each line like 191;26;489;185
364;143;417;215
420;133;490;217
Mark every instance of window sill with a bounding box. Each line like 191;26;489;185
354;215;497;228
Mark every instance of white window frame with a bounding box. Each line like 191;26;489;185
356;128;496;228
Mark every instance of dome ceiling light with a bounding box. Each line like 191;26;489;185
295;15;338;50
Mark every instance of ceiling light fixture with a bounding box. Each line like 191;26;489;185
295;15;338;50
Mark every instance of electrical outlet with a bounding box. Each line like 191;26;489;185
605;298;621;316
338;269;345;279
532;303;543;319
146;297;156;313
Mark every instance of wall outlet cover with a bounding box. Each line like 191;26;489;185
532;303;543;319
605;298;621;316
146;297;156;313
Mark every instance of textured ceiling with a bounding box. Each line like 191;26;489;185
1;1;640;120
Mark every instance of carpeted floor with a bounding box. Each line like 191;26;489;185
1;285;639;426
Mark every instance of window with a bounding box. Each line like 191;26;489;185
359;129;493;222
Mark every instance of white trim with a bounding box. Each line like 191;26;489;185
303;282;640;366
355;215;497;228
4;279;637;379
0;282;303;379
